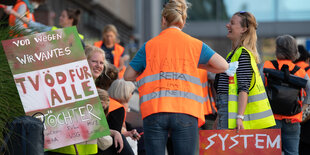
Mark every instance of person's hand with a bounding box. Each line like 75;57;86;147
128;129;141;141
225;61;239;76
236;118;244;133
113;131;123;153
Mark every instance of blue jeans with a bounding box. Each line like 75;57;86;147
273;119;300;155
216;94;229;129
143;113;198;155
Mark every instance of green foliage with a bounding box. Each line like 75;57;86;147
0;22;27;147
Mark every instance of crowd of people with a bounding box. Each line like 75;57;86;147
1;0;310;155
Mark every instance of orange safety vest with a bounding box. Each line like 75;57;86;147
8;0;35;28
263;59;306;123
198;69;217;116
108;98;126;123
296;61;310;77
136;28;205;126
94;41;126;78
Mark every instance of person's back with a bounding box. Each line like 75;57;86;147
137;27;205;125
262;35;310;155
124;0;235;154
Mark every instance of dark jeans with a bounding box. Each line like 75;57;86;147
273;119;300;155
143;113;198;155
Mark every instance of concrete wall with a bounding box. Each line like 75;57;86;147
93;0;135;27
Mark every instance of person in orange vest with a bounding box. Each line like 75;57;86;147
101;79;139;155
97;88;124;153
295;45;310;77
4;7;84;41
7;0;45;31
199;70;217;130
94;24;129;79
262;35;310;155
123;0;237;154
294;45;310;155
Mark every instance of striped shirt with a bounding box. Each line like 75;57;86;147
215;49;253;94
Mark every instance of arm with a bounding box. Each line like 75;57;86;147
5;6;30;24
110;129;123;153
124;43;146;81
235;50;253;131
199;53;229;73
5;7;51;32
198;43;229;73
236;91;247;131
124;66;140;81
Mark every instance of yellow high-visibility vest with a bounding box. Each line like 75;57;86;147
227;46;276;129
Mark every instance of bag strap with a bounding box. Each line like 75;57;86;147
271;60;279;70
290;65;300;75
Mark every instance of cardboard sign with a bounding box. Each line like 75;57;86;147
200;129;281;155
1;27;110;149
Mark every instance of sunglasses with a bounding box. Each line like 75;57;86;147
239;11;249;28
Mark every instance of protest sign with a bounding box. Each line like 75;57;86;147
1;27;110;149
199;129;281;155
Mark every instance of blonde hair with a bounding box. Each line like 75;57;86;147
161;0;190;28
102;24;119;44
84;45;108;75
108;79;135;103
234;11;260;63
97;88;110;115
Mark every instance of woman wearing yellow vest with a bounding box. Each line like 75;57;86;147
124;0;237;154
4;7;84;40
214;11;275;131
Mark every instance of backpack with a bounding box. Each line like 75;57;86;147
263;60;308;116
0;113;45;155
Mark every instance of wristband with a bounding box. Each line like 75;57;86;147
236;115;244;120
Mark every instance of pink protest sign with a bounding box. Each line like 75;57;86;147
1;27;110;149
199;129;281;155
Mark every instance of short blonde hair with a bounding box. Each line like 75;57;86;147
161;0;190;28
84;45;108;73
108;79;135;103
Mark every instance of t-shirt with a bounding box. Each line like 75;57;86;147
129;42;215;73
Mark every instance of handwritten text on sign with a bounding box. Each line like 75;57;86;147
1;27;110;149
199;129;281;155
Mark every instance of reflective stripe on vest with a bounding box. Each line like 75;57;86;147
227;47;276;129
264;60;306;123
137;72;202;88
51;144;97;154
137;28;205;126
140;90;204;104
